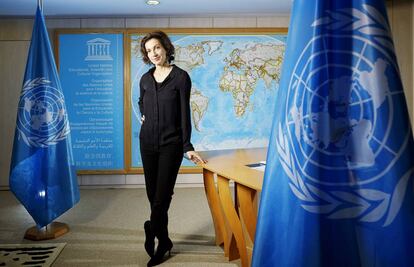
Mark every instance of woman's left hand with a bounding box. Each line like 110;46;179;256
186;151;207;164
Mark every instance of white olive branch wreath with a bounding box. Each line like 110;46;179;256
275;4;411;227
276;124;412;226
18;78;70;148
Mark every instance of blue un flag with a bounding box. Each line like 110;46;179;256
9;6;80;228
253;0;414;266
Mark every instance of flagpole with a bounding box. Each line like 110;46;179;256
17;0;76;241
37;0;43;11
24;0;72;240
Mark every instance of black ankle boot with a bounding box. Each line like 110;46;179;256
144;220;155;257
147;238;173;267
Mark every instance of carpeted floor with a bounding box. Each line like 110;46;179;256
0;188;240;267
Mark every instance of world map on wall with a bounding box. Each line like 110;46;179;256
130;33;286;167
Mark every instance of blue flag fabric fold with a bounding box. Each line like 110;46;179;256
252;0;414;266
9;6;80;228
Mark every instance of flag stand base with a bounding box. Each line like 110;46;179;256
24;222;69;241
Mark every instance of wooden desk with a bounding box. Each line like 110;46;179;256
198;148;267;267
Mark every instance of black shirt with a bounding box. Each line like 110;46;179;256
138;65;194;153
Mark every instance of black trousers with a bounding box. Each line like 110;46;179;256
140;143;183;241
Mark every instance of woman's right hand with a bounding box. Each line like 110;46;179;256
140;115;145;124
186;151;207;164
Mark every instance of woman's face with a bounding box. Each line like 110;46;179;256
145;38;167;66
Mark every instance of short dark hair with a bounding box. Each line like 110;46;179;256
140;31;175;64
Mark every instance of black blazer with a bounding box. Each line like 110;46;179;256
138;65;194;153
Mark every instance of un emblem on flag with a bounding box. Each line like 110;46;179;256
17;78;70;148
276;5;413;226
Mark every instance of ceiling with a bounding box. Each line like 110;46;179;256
0;0;292;17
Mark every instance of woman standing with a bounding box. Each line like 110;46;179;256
138;31;206;266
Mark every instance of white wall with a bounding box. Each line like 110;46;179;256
0;14;290;188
